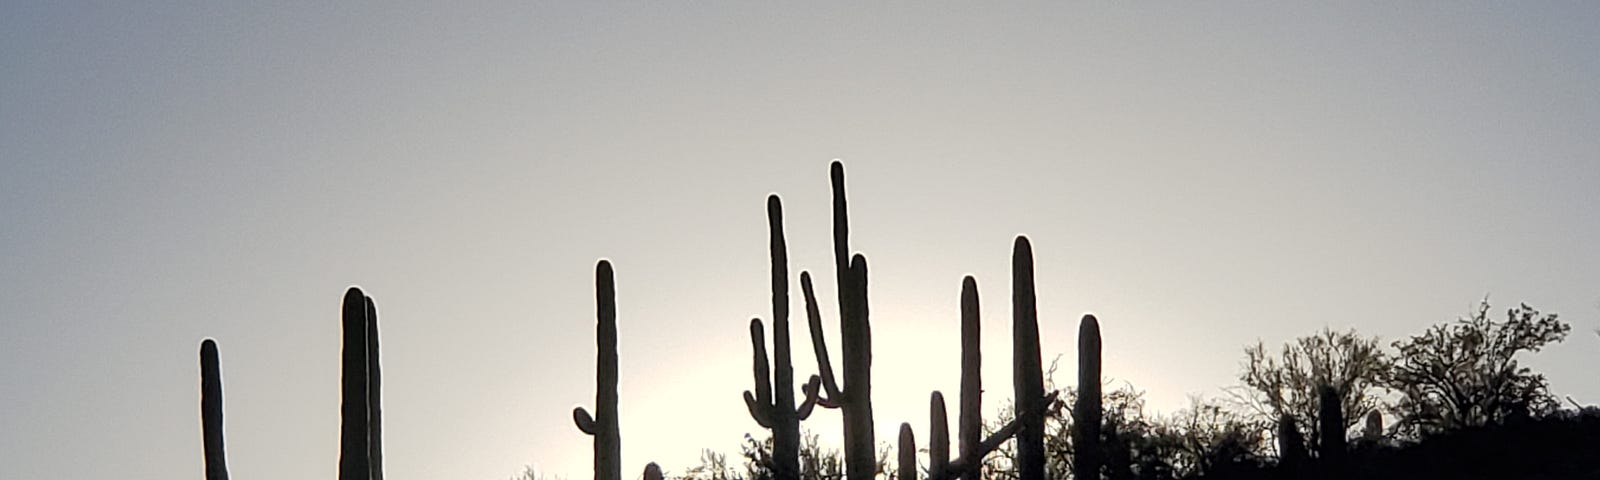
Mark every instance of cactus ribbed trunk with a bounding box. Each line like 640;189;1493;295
200;339;229;480
573;261;621;480
339;288;371;480
957;277;981;480
365;298;383;480
1073;315;1103;480
1011;237;1045;480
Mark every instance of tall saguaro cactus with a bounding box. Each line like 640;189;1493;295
574;261;622;480
924;277;1059;480
340;287;373;480
957;277;981;480
805;161;877;480
1073;315;1103;480
199;339;229;480
1011;237;1045;480
744;195;822;480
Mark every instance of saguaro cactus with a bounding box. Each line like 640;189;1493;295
1317;385;1345;462
574;261;622;480
1011;237;1045;480
805;161;877;480
925;277;1060;480
1073;315;1103;480
898;423;917;480
199;339;229;480
957;277;981;480
744;195;823;480
340;287;372;480
928;392;950;473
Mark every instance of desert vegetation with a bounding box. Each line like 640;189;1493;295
195;162;1598;480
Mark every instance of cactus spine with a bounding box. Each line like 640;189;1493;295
574;261;622;480
744;195;822;480
956;277;981;480
200;339;229;480
1073;315;1103;480
1011;237;1045;480
805;161;876;480
340;287;373;480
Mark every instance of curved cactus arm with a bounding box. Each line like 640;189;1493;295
747;318;774;408
744;392;775;429
796;375;822;420
800;272;843;406
573;407;599;435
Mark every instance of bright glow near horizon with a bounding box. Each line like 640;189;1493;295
3;3;1599;480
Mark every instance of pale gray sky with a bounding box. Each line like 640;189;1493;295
3;3;1598;480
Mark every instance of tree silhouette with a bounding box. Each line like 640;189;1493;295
1387;300;1570;437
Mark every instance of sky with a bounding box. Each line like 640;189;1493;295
3;2;1599;480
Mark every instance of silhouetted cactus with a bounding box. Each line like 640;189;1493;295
1011;237;1045;480
744;195;823;480
1318;385;1346;462
925;277;1060;480
804;161;877;480
1277;414;1306;472
340;287;373;480
929;392;949;474
574;261;622;480
957;278;980;480
365;298;384;480
1073;314;1103;480
898;423;917;480
200;339;229;480
643;463;664;480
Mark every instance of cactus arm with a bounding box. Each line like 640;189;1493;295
796;375;822;420
801;272;843;405
573;407;599;435
748;318;774;408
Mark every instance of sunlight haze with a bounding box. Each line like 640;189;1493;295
2;3;1598;480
